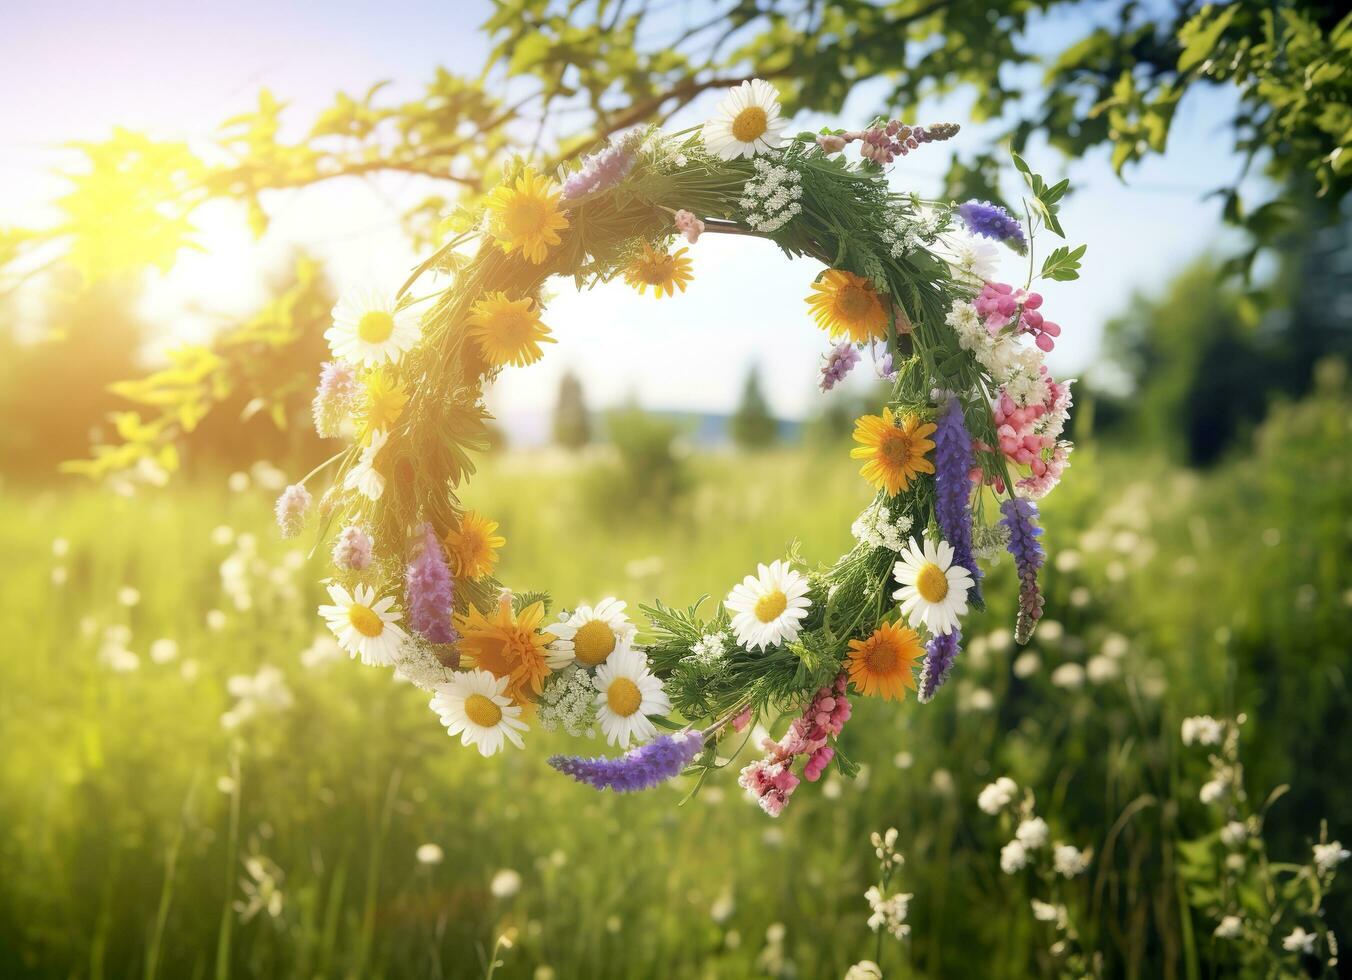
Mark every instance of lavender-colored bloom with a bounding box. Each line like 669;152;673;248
405;524;457;646
933;398;982;606
332;523;373;571
549;731;705;793
312;361;359;438
562;141;636;199
274;483;311;538
819;342;860;391
876;350;898;382
1000;496;1046;643
918;626;962;703
958;200;1027;254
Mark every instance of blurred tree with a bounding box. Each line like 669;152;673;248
729;366;779;450
552;369;591;449
588;400;690;514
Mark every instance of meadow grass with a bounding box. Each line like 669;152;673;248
1;379;1348;978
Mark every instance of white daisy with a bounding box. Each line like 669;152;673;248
548;597;638;668
325;287;421;367
318;582;407;666
892;537;974;636
593;646;669;748
701;78;789;160
724;559;812;651
429;668;527;757
344;429;388;501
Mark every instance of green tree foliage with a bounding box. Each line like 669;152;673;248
728;366;779;450
552;369;591;449
588;402;690;514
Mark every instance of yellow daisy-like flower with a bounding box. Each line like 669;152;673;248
806;269;889;343
454;595;557;703
466;292;556;368
846;621;923;702
484;169;569;265
357;368;409;443
850;407;937;496
444;511;505;581
624;242;693;298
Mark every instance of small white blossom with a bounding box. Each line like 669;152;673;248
538;666;599;738
490;869;522;899
1214;915;1243;940
1016;817;1050;850
852;501;914;552
844;962;883;980
1050;662;1085;689
1199;779;1228;805
1281;927;1316;955
739;158;804;234
1220;821;1248;847
1181;715;1224;746
1030;899;1063;924
416;843;444;865
978;776;1018;815
1313;841;1350;874
1000;840;1029;874
1052;843;1090;878
864;885;912;939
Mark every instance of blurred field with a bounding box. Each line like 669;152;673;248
2;371;1349;979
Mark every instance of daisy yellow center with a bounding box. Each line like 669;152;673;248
915;563;950;603
348;603;385;638
836;283;873;321
880;428;914;464
865;640;899;674
572;619;617;666
637;253;675;284
606;677;642;717
357;311;395;344
503;197;549;239
464;693;503;728
731;106;769;144
754;590;788;623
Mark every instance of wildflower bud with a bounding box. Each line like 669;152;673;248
274;484;312;538
816;133;847;154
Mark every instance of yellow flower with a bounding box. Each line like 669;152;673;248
444;511;505;581
806;269;889;343
455;595;557;703
357;369;409;442
466;292;556;368
624;242;694;298
484;169;569;265
846;621;923;702
850;407;937;496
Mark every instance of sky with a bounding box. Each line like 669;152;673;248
1;0;1253;441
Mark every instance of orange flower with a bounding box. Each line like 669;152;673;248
850;407;936;496
444;511;505;581
846;621;923;701
806;269;889;343
454;595;558;703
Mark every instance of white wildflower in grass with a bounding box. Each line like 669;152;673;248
1213;915;1243;939
1052;843;1090;878
1016;817;1050;850
149;638;179;664
299;633;343;670
117;586;141;607
1085;655;1119;685
864;885;912;939
538;666;599;738
738;157;803;234
227;471;250;494
1030;899;1063;923
1050;662;1086;689
725;560;812;651
210;525;235;547
1100;632;1129;658
221;665;294;729
206;609;228;631
51;567;68;586
1220;821;1248;847
416;843;444;866
844;963;883;980
51;536;69;558
1199;778;1228;805
1281;927;1316;955
490;869;522;899
977;776;1018;815
1181;715;1225;746
1313;841;1350;874
1000;840;1029;874
710;889;735;923
1013;651;1041;678
234;854;285;923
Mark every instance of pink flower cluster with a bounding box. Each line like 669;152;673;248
975;282;1060;352
978;377;1073;497
738;673;852;817
816;121;959;165
674;209;704;244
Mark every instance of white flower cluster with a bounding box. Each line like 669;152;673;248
977;776;1019;815
1314;840;1350;874
739;158;803;234
221;665;294;730
979;776;1091;879
690;630;730;666
1180;714;1224;746
971;522;1012;561
851;501;914;551
944;232;1000;283
880;207;944;258
946;299;1047;407
538;666;599;738
864;884;912;939
392;638;455;691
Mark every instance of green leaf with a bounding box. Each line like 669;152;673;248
1040;244;1087;281
1178;4;1240;73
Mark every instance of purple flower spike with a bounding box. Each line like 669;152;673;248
562;140;637;199
1000;496;1046;644
918;627;962;703
958;200;1027;254
405;524;457;646
819;342;860;391
549;731;706;793
934;397;982;606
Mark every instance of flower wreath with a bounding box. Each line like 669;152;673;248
278;79;1081;816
